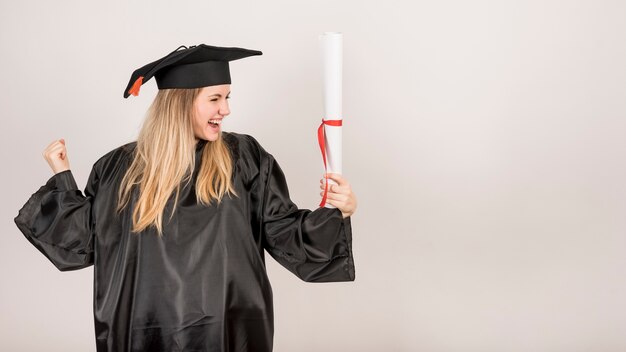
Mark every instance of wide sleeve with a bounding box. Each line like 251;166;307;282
14;167;99;272
254;138;355;283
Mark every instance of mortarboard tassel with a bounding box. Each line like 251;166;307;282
128;76;144;96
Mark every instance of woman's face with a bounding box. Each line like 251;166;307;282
192;84;231;142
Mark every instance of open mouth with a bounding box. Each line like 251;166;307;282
208;120;221;129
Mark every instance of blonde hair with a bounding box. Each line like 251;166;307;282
116;88;238;237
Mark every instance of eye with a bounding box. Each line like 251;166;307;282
210;96;231;102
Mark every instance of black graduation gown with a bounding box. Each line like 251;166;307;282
14;131;355;352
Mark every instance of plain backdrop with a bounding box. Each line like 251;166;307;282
2;0;626;351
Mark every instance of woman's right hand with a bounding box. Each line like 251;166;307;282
43;139;70;174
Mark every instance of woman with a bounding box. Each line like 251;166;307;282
14;44;357;352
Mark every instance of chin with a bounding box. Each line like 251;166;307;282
195;125;222;142
204;131;221;142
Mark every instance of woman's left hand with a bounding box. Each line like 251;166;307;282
319;173;357;219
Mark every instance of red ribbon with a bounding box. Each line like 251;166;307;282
318;118;343;207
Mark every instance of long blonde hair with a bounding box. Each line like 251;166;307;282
116;88;239;236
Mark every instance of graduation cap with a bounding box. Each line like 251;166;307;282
124;44;262;98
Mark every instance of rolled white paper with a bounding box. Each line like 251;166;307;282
319;32;343;209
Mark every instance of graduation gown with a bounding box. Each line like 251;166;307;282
14;131;355;352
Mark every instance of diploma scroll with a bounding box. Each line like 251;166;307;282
319;32;343;208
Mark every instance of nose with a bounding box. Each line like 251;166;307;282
219;99;230;117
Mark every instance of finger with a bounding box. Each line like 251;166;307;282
50;143;65;150
325;198;346;211
327;184;345;194
324;172;343;181
321;191;348;202
332;183;352;194
43;144;54;155
44;146;60;158
321;176;341;188
320;178;337;190
325;198;337;207
320;182;344;194
49;145;66;156
46;150;67;162
325;173;349;187
45;141;65;154
47;139;64;148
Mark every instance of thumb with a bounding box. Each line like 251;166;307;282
60;138;65;145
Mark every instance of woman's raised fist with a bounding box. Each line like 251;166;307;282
43;139;70;174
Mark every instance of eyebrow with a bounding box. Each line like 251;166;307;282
209;92;231;97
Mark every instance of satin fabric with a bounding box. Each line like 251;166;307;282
14;132;355;352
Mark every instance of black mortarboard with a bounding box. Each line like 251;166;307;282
124;44;262;98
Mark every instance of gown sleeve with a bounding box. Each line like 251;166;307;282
250;135;356;283
14;166;99;272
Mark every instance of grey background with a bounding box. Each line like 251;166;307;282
2;0;626;351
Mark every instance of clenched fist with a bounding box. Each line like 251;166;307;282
43;139;70;174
